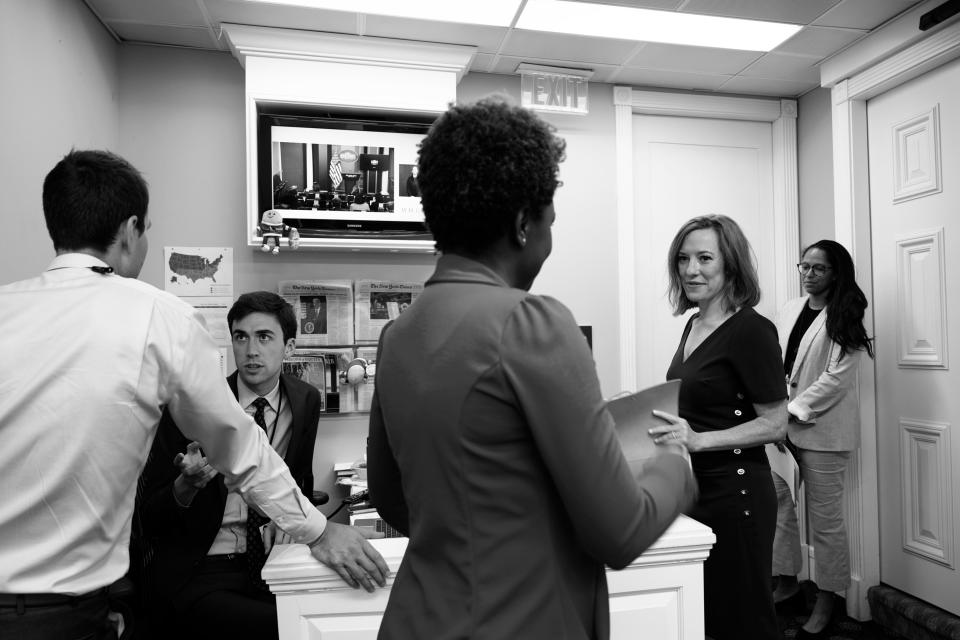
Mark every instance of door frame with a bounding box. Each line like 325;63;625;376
613;88;800;393
824;8;960;621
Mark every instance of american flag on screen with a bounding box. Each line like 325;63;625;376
329;159;343;188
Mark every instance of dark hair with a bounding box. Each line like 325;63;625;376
803;240;875;359
42;149;149;253
227;291;297;343
417;96;566;254
666;214;761;315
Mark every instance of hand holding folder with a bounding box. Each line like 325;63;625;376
606;380;685;475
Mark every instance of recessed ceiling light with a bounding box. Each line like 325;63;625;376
237;0;524;27
516;0;802;52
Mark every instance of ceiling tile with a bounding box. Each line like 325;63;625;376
679;0;841;24
627;42;762;75
611;67;732;91
470;53;499;73
204;0;360;35
87;0;208;26
108;22;221;49
84;0;911;99
717;75;817;97
583;65;621;83
812;0;920;30
488;55;619;81
739;52;821;83
363;15;504;52
773;25;865;58
574;0;686;9
500;29;639;65
489;55;579;75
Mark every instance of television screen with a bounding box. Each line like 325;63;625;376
258;110;434;240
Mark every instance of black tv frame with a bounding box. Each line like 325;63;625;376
257;104;435;241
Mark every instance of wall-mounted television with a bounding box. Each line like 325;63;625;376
256;106;436;248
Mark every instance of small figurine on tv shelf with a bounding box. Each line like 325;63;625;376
257;209;300;254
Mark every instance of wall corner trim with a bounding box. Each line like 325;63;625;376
220;24;476;83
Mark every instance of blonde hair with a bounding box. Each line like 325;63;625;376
665;214;760;315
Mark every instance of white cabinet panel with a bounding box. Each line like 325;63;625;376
265;516;714;640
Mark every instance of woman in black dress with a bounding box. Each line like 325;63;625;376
649;214;788;639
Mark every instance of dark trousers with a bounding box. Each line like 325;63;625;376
689;453;781;640
163;555;278;640
0;590;117;640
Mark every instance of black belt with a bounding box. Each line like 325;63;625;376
0;587;109;613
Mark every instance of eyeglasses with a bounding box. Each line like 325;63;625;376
797;263;832;276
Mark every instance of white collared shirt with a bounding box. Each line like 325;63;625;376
236;378;293;459
0;254;325;594
208;378;294;555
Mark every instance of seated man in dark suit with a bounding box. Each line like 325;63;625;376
139;292;323;640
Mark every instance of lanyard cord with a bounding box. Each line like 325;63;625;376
47;265;114;274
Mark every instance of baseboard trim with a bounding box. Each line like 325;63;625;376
847;575;872;621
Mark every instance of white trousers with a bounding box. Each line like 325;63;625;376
771;447;851;592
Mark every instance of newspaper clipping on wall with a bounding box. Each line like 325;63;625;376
279;280;354;346
189;297;232;376
281;352;331;413
354;280;423;342
282;348;354;413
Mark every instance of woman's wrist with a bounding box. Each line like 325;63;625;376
685;430;703;453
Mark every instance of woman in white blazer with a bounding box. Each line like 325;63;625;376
770;240;874;639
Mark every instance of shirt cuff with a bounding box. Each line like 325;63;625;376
290;508;328;545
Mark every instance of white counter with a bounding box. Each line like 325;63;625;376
264;514;715;639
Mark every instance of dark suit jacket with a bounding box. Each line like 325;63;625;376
404;174;420;197
139;372;322;603
368;254;697;640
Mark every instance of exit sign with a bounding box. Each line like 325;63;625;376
519;65;590;115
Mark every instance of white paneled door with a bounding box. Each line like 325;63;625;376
632;115;776;391
867;56;960;616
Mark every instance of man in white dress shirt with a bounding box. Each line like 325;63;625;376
0;150;388;639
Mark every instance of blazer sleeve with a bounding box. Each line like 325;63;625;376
501;296;697;570
789;341;862;423
293;381;323;496
139;408;200;536
367;321;410;535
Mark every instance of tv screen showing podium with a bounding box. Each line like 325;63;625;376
257;107;435;240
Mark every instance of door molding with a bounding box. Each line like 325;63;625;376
613;88;799;392
828;16;960;621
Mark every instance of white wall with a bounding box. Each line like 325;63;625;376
0;0;120;283
458;74;622;395
797;87;836;248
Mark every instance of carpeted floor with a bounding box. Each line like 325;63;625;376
777;581;898;640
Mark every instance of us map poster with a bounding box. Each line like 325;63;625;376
164;247;234;375
164;246;233;297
